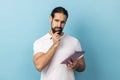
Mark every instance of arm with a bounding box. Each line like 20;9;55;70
74;39;85;72
75;57;86;72
33;44;58;72
33;32;61;72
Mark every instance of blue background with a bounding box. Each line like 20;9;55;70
0;0;120;80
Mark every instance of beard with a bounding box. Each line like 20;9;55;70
51;26;63;35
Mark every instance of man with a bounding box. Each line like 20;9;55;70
33;6;85;80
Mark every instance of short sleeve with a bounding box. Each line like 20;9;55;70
33;40;44;55
75;39;84;58
75;39;82;51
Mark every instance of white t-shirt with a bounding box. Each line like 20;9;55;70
33;33;83;80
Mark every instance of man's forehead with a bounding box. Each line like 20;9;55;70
53;13;67;20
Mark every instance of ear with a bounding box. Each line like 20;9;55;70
50;16;52;22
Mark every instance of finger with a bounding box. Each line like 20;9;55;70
54;32;60;36
67;60;73;65
56;36;61;40
69;59;77;68
52;33;60;40
55;35;61;41
67;64;73;69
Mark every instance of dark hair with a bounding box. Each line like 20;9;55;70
51;6;68;19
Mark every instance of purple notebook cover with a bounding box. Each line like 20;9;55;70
61;51;85;64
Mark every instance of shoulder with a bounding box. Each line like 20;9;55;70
64;34;80;43
33;33;51;45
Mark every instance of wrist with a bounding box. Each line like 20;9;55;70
53;43;58;48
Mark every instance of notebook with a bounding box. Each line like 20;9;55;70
61;51;85;64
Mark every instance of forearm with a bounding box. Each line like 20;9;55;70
75;63;85;72
75;57;86;72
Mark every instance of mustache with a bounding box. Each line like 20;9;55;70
54;27;62;30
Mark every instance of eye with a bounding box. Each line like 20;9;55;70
61;21;66;24
55;19;59;22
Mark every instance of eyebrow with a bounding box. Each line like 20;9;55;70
54;19;66;23
55;19;59;21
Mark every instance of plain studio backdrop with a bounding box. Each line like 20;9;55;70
0;0;120;80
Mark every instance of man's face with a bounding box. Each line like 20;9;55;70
50;13;67;35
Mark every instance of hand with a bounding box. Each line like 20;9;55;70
52;32;61;47
67;58;79;70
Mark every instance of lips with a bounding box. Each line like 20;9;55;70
55;27;61;31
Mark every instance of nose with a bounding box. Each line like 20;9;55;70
58;22;61;27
